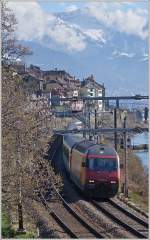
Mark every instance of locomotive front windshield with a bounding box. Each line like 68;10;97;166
87;158;117;171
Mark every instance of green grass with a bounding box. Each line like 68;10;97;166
15;232;35;238
2;211;15;238
128;192;148;212
2;210;36;238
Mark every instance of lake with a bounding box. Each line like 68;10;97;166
131;132;149;167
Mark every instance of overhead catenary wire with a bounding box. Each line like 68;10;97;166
54;127;148;135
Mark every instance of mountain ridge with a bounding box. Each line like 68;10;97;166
22;8;148;95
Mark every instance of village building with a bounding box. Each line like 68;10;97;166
23;65;106;111
80;74;105;111
27;64;43;79
27;65;81;99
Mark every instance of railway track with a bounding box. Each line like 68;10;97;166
47;137;149;238
50;211;78;238
92;199;149;239
108;198;148;228
51;201;104;238
41;192;105;238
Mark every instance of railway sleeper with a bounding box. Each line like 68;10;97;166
62;201;104;238
108;199;148;228
92;201;147;239
51;211;78;238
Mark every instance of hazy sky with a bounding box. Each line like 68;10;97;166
9;0;148;14
37;1;148;13
8;0;148;52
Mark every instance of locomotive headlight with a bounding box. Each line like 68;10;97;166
111;181;116;184
89;180;95;183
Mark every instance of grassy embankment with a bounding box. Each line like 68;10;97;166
118;148;148;212
2;209;36;239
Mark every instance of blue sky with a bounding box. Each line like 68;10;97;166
37;1;148;13
37;1;85;13
7;0;148;95
8;0;148;52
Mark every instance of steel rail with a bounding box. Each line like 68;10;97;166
57;194;104;238
41;183;105;238
51;211;78;238
92;200;147;239
47;136;148;239
41;196;78;238
108;199;148;228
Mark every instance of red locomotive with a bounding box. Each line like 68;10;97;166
63;134;120;198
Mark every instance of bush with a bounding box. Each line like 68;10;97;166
2;211;15;238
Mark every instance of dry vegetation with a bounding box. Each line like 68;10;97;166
118;149;148;208
1;1;148;237
1;0;63;236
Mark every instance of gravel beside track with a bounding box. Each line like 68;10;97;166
92;200;148;239
69;199;131;239
114;197;148;221
49;137;149;239
108;198;148;227
51;211;78;238
49;201;104;238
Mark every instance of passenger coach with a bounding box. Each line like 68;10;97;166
63;134;120;198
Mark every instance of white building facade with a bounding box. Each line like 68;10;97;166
81;75;105;111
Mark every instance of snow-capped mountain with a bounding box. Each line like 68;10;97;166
19;5;148;95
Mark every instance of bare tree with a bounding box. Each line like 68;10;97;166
2;0;63;234
1;0;32;64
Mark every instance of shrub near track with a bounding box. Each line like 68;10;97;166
118;149;148;210
2;208;37;238
2;210;15;238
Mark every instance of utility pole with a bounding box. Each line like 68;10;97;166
84;100;87;138
124;116;128;197
88;111;91;140
94;109;97;140
114;108;117;151
95;109;99;143
95;109;97;130
114;99;120;151
144;107;148;122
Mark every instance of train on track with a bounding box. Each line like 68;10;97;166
62;121;120;198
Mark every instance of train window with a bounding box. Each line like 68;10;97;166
88;158;117;171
